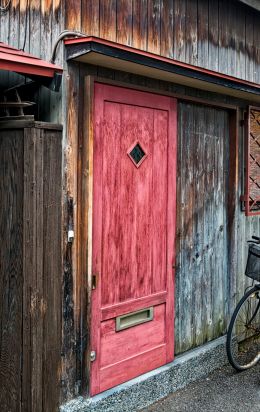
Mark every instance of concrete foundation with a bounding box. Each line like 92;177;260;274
60;335;228;412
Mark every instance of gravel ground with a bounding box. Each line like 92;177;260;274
141;363;260;412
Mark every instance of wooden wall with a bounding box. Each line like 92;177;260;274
63;62;260;398
0;0;259;85
0;0;64;123
0;0;260;405
65;0;260;83
0;123;62;412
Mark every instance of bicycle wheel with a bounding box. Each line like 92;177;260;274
226;285;260;371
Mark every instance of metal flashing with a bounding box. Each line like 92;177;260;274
0;42;63;78
65;36;260;103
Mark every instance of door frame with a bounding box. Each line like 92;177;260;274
77;75;239;396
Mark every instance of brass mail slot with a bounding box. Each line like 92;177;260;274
116;307;154;332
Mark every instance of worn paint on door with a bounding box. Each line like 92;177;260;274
91;83;177;395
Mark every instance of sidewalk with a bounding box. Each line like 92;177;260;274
141;364;260;412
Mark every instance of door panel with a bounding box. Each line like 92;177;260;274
91;83;177;395
175;103;230;354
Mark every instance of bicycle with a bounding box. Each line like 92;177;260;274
226;235;260;371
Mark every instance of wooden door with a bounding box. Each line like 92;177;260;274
91;83;177;395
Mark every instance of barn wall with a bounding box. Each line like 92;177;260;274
65;0;260;84
55;61;258;400
0;0;259;404
1;0;259;85
0;0;64;123
175;103;230;353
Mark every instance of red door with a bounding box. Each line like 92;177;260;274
91;83;177;395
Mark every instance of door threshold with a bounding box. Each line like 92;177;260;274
60;336;227;412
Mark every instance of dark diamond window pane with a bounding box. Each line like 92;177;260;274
129;144;145;165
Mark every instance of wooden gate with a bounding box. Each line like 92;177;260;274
0;121;62;412
90;83;177;395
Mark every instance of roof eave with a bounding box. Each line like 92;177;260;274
65;36;260;104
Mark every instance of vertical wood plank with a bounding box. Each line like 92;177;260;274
218;0;229;75
245;9;254;82
23;127;36;412
160;0;174;58
0;130;24;412
192;105;204;345
147;0;161;54
235;4;246;79
173;0;186;61
42;129;62;412
197;0;209;69
185;0;198;65
61;62;80;400
29;0;41;55
82;0;100;36
80;75;96;396
9;0;20;48
227;1;236;77
101;101;122;305
19;0;29;51
208;0;219;72
228;109;240;313
152;109;168;294
253;13;260;85
132;0;148;50
65;0;81;30
116;0;133;45
99;0;117;41
31;128;44;412
175;102;230;353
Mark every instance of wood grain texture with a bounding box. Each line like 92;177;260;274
99;0;117;41
160;0;174;58
82;0;100;37
197;0;209;69
100;304;166;367
76;68;254;398
185;0;198;65
0;124;62;412
173;0;186;61
175;103;229;353
91;82;177;395
101;291;167;320
100;344;166;393
0;0;259;83
116;0;133;45
132;0;148;50
147;0;161;54
0;130;24;412
42;129;62;412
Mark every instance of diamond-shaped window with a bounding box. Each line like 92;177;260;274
127;142;147;168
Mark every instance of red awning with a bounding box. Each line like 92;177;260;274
0;42;62;78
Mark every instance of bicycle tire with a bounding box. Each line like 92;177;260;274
226;285;260;371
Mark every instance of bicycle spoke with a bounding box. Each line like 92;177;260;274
226;286;260;370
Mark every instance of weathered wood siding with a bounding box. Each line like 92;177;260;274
0;129;24;412
0;0;260;404
0;0;259;85
175;103;229;353
65;0;260;83
0;123;62;412
67;64;260;395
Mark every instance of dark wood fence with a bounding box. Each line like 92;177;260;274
0;121;62;412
